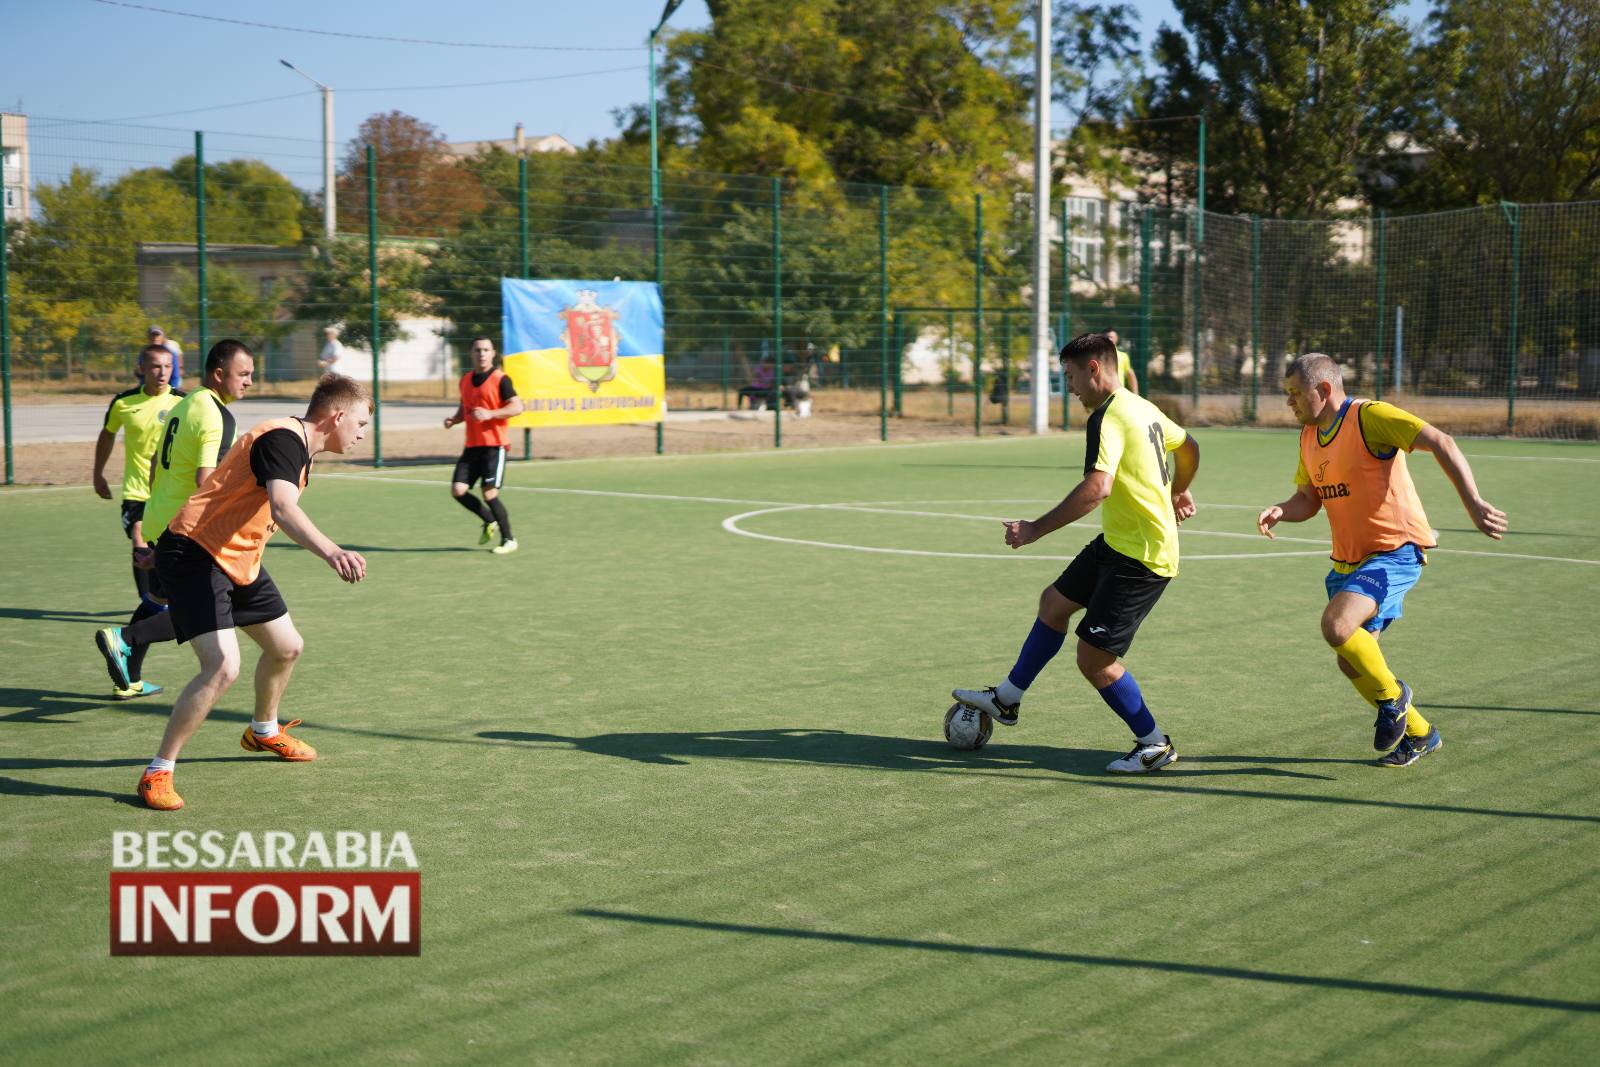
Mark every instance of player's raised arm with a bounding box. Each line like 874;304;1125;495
1411;425;1507;540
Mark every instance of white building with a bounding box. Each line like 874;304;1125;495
2;112;28;224
445;124;578;158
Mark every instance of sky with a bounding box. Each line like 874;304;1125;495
5;0;1432;190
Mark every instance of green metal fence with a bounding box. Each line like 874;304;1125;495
2;117;1598;482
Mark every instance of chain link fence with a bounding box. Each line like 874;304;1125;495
2;116;1597;482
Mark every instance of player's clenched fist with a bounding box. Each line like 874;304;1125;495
1257;505;1283;539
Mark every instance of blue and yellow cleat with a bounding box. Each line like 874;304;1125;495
95;627;133;690
1378;726;1442;768
1373;680;1413;752
112;681;164;701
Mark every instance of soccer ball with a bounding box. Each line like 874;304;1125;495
944;702;993;751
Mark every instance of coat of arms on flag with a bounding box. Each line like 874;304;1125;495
561;290;622;392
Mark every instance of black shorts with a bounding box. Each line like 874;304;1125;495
1053;535;1171;657
452;446;508;490
120;500;146;538
154;533;288;643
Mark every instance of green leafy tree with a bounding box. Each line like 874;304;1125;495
294;238;435;352
160;266;296;356
1163;0;1422;217
627;0;1034;198
1401;0;1600;206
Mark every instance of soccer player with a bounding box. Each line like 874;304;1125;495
1104;329;1139;395
136;374;371;811
94;340;255;695
92;344;183;699
1257;353;1507;767
444;336;524;555
953;333;1200;772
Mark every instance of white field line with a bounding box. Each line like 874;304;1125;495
1463;453;1600;464
317;472;1600;566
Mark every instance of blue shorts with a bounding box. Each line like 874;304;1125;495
1325;544;1425;633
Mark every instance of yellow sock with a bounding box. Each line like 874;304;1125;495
1404;704;1432;738
1345;672;1384;709
1334;629;1401;704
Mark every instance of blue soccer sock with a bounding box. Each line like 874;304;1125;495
997;619;1068;705
1097;671;1161;741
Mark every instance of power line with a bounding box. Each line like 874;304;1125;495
66;90;315;126
345;66;644;93
88;0;640;52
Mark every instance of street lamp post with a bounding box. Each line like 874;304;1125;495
648;1;684;285
280;59;335;239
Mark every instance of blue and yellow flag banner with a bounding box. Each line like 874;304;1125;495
500;279;665;427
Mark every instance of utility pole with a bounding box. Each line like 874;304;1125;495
280;60;335;239
1031;0;1052;434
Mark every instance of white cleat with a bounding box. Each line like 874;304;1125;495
1106;735;1177;774
951;686;1019;726
492;538;520;556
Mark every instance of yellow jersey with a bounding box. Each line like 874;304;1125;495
102;385;183;502
144;387;238;541
1083;389;1189;577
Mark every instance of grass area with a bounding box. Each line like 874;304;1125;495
2;428;1598;1064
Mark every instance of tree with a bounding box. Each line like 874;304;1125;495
1163;0;1422;217
627;0;1035;198
337;111;487;235
294;238;435;352
1404;0;1600;205
161;266;296;357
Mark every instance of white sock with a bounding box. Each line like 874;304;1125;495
1137;728;1166;746
146;757;175;774
252;719;279;738
995;680;1025;706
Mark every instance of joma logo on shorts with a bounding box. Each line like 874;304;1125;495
1316;483;1351;499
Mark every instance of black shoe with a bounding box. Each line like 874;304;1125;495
1373;680;1413;752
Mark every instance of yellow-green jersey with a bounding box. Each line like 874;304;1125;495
1083;389;1188;577
102;386;184;501
143;387;238;540
1115;348;1136;391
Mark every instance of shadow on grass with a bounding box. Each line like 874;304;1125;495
1429;702;1600;717
0;776;150;806
267;542;477;555
0;607;129;623
478;728;1600;825
573;909;1600;1015
0;686;124;724
477;727;1339;780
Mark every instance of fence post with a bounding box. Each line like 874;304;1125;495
195;131;208;360
0;121;10;484
655;167;666;455
1249;213;1261;423
1138;207;1152;393
519;156;531;461
1503;201;1520;432
772;177;782;449
1375;209;1386;400
1190;206;1201;408
879;185;889;442
946;309;955;415
366;145;382;468
721;330;730;411
975;194;984;437
1060;199;1071;430
1000;312;1011;425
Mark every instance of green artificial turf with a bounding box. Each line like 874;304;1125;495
3;428;1597;1064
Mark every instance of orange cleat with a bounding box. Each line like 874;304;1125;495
138;770;184;811
241;718;318;761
